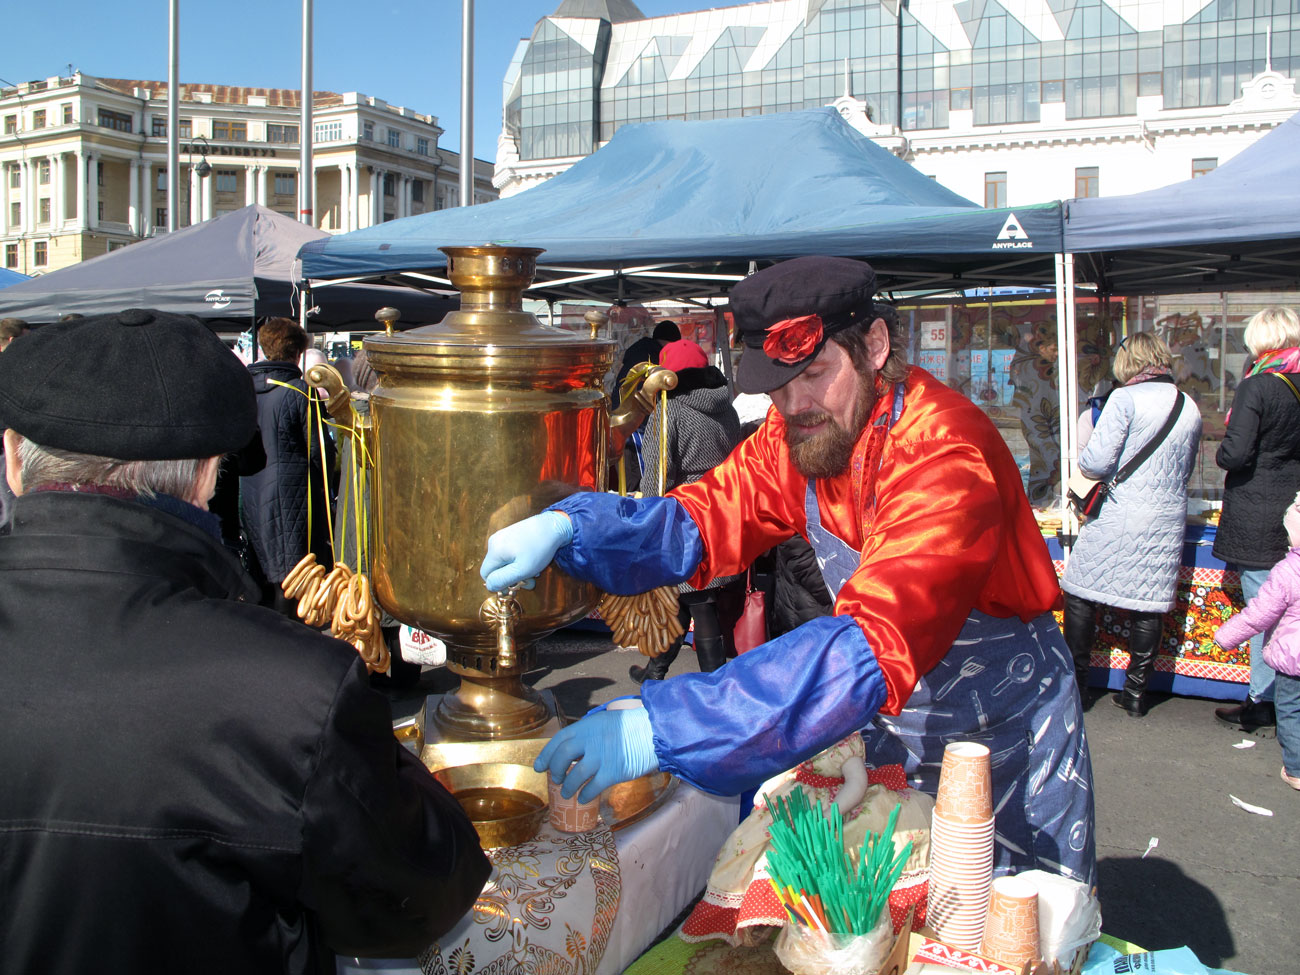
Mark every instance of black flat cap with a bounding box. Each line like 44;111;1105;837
731;257;878;394
0;308;256;460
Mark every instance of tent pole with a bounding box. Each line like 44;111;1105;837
1054;252;1076;560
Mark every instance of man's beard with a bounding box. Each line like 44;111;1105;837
783;372;877;479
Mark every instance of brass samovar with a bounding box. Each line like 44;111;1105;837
359;246;617;744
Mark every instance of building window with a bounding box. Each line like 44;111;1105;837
33;241;47;266
411;180;425;203
32;109;46;128
62;103;72;124
215;169;238;193
156;167;167;191
383;173;395;196
386;128;401;148
38;159;50;185
39;198;50;224
9;202;18;226
152;116;167;137
416;137;429;156
313;121;342;143
266;123;298;143
211;120;247;141
178;118;192;138
984;172;1007;209
4;244;16;268
97;108;133;132
3;115;15;134
156;206;167;227
362;121;374;141
97;161;104;186
1192;158;1218;178
8;166;18;188
274;172;295;196
97;201;104;222
1074;166;1099;198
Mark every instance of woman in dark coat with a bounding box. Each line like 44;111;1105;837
629;339;744;682
1212;306;1300;734
240;318;336;614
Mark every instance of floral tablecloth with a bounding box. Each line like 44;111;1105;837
1049;523;1249;701
338;783;739;975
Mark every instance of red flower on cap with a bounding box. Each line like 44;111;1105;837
763;314;824;364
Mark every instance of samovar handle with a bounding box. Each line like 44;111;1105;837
479;585;524;670
304;362;352;423
609;365;678;455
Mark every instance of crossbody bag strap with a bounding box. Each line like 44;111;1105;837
1110;391;1186;487
1274;371;1300;405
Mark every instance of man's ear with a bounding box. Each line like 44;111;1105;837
865;318;890;372
4;429;24;496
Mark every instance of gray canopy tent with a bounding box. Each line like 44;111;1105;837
0;205;456;330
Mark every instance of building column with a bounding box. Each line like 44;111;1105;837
88;154;100;230
141;162;153;235
338;164;349;232
75;151;87;230
189;166;201;225
128;159;140;235
53;154;66;227
245;164;257;207
201;169;214;221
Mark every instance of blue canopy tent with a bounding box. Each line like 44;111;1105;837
300;109;1065;303
1064;109;1300;296
0;205;456;330
0;268;29;290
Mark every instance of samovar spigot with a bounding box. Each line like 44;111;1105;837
375;306;400;336
479;585;524;670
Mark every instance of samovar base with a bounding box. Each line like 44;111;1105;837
421;689;564;775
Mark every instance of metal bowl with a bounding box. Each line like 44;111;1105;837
433;762;549;848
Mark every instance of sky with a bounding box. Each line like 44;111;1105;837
3;0;704;165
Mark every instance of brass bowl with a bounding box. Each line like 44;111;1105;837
433;762;549;848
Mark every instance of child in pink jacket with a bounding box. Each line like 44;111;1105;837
1216;492;1300;791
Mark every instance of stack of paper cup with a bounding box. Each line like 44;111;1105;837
927;741;995;949
980;875;1040;969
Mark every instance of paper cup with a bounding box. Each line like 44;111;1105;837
981;875;1040;970
934;742;993;825
548;763;601;833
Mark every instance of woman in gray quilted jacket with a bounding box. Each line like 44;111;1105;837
1062;332;1203;716
629;339;744;683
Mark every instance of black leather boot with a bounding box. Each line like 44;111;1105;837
1112;612;1162;717
1214;698;1277;735
695;635;727;673
1062;592;1098;701
629;643;679;684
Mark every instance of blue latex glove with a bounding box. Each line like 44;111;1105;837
480;510;573;591
534;704;659;803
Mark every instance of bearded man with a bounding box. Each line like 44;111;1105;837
481;257;1095;885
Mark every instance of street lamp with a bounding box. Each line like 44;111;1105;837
186;135;212;226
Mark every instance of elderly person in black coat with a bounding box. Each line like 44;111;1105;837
0;310;488;975
242;317;336;614
1213;306;1300;734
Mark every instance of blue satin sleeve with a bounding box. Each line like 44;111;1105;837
639;615;887;796
549;493;704;595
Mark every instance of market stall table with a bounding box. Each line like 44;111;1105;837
1049;522;1248;701
338;782;739;975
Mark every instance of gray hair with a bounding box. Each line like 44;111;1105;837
1243;306;1300;358
16;438;205;499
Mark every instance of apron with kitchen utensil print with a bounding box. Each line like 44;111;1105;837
804;480;1096;886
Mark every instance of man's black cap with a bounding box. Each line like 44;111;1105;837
652;320;681;342
0;308;256;460
731;257;878;394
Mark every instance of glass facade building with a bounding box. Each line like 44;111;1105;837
503;0;1300;162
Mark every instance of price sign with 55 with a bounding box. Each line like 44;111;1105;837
920;322;948;350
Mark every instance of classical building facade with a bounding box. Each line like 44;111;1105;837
494;0;1300;203
1;73;497;275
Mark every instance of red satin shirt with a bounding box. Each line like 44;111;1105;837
670;366;1062;715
